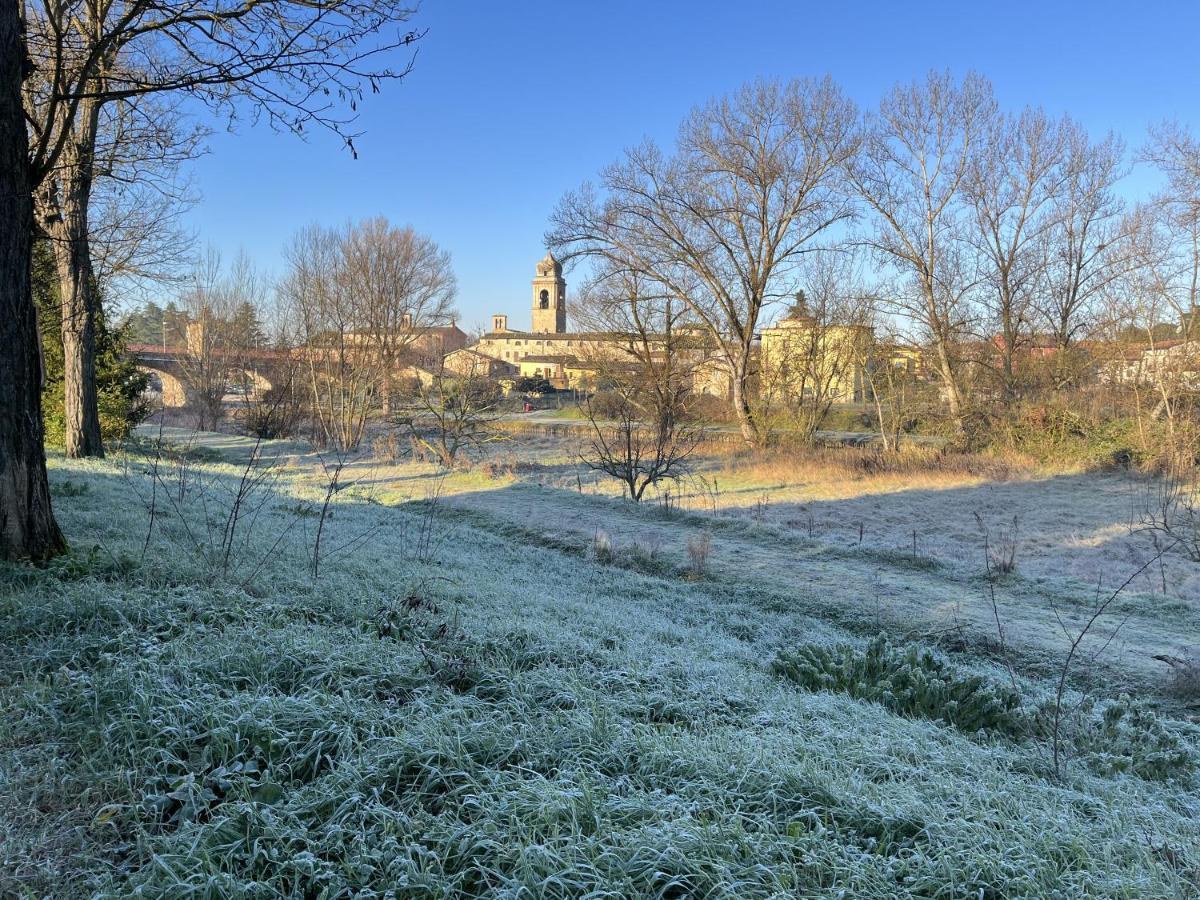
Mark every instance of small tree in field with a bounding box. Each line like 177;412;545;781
583;392;701;502
400;360;503;469
576;263;702;501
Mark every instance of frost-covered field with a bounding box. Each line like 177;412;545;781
1;439;1198;897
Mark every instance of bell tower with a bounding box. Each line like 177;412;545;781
531;250;566;333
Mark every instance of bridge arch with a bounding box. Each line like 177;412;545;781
138;366;189;408
226;367;274;399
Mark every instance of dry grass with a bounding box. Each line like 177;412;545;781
711;443;1024;488
686;530;712;578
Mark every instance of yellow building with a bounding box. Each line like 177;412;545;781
517;355;601;389
759;305;873;404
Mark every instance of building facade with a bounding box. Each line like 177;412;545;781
530;251;567;334
460;251;732;396
759;307;874;404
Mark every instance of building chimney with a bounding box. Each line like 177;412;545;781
492;314;508;333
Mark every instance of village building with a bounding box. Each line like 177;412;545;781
758;300;875;403
462;251;733;395
341;321;469;370
443;347;519;379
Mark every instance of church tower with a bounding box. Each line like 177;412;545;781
531;250;566;333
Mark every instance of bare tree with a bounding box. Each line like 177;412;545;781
549;78;859;445
1;4;65;560
29;78;201;458
758;253;874;443
1135;124;1200;453
1111;207;1197;450
340;217;457;412
400;357;502;468
283;219;456;451
175;250;265;431
575;263;702;501
1037;125;1130;387
964;107;1070;401
846;70;997;432
1144;122;1200;347
864;325;921;452
85;95;199;297
283;224;373;451
22;0;425;457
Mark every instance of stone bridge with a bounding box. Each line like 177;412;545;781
127;345;278;409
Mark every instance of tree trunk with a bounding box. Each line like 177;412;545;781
730;355;759;447
38;112;104;458
0;5;67;561
931;335;965;431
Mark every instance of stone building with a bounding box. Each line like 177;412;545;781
443;347;519;379
459;250;732;395
531;251;567;334
759;301;874;403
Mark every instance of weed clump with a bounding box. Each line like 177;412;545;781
686;530;712;578
1051;695;1195;783
771;636;1027;738
774;637;1197;784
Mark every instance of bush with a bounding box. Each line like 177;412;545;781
775;638;1197;783
1062;695;1196;783
585;389;628;420
240;385;305;439
772;636;1027;737
686;530;712;578
818;405;875;433
514;375;554;395
999;406;1160;470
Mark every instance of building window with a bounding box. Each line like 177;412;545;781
539;289;549;309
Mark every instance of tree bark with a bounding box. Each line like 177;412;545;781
37;103;104;458
1;3;66;561
932;334;965;428
730;359;759;447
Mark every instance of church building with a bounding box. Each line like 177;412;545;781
445;251;615;386
443;250;733;395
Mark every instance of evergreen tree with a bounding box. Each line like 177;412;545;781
230;301;267;350
121;301;167;346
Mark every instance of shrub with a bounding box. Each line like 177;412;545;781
772;636;1027;737
1163;653;1200;704
514;375;554;395
1061;696;1196;783
585;389;627;420
1002;406;1159;471
818;405;875;433
592;529;614;563
240;384;305;439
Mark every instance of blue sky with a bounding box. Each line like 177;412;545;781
178;0;1200;331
